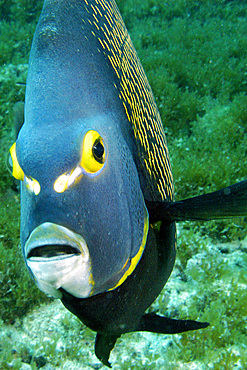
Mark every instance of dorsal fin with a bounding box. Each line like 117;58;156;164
83;0;173;202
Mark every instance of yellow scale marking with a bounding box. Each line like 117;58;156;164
84;0;173;201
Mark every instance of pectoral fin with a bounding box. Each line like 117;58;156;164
146;180;247;222
137;313;209;333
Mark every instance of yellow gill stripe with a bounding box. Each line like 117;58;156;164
108;207;149;291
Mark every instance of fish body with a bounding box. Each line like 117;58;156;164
9;0;247;367
12;0;178;352
16;0;162;299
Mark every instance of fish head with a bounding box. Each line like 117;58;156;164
10;112;149;299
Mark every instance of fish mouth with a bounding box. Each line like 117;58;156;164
27;243;81;259
25;223;85;261
24;222;93;299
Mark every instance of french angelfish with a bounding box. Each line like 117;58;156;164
9;0;247;367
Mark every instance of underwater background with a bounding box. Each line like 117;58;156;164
0;0;246;368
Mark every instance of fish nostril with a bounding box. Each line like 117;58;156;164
27;245;81;258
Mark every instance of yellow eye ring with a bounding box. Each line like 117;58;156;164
80;130;106;174
9;142;40;195
9;142;24;181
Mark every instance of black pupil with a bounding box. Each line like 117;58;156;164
93;141;104;161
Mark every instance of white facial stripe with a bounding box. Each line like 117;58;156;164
53;166;84;193
24;175;41;195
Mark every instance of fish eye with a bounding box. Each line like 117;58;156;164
80;130;106;174
92;140;104;163
6;152;13;175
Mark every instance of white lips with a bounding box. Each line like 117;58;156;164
24;222;93;299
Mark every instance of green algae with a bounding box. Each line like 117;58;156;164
0;194;51;325
0;0;246;368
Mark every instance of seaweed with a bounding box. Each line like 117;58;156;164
0;0;47;326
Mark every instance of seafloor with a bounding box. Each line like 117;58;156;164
1;232;247;369
0;0;246;369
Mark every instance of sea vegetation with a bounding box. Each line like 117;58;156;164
0;0;246;368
